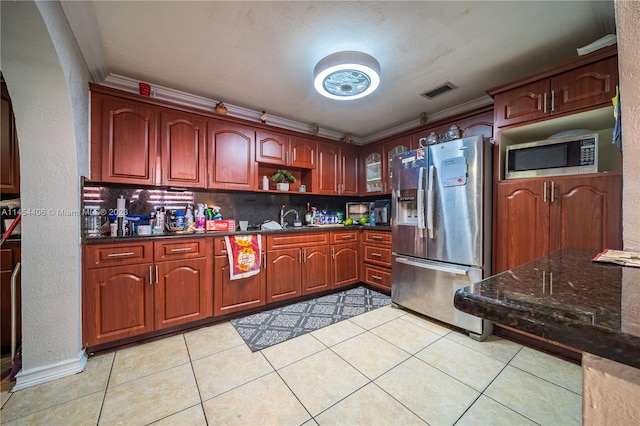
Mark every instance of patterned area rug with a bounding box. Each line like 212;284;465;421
231;286;391;351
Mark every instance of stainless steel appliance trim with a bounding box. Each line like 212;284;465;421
394;256;469;275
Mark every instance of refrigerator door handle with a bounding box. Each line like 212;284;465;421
417;167;426;234
395;257;469;276
425;165;435;238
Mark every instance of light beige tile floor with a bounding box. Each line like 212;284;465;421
0;305;583;425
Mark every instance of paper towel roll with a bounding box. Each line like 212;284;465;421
117;195;126;217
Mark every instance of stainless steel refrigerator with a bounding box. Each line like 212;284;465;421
391;135;493;340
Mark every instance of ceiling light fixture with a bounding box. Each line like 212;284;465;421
314;51;380;100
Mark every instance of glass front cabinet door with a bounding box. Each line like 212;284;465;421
365;151;382;193
386;143;409;193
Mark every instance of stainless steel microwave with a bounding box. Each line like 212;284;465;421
505;133;598;179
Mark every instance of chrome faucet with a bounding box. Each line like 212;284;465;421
280;204;299;228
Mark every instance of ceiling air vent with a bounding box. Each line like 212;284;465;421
421;82;456;99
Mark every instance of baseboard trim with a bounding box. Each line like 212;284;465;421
12;349;87;391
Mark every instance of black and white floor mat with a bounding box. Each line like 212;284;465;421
230;286;391;351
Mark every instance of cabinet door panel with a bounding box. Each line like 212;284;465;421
550;175;622;252
495;180;549;273
100;96;158;184
317;143;340;194
341;148;359;195
267;248;301;302
332;243;359;288
302;246;330;294
83;264;153;346
290;137;316;169
214;255;266;316
493;80;549;128
552;57;618;115
363;149;383;194
256;130;288;165
155;258;211;329
208;121;255;189
161;111;206;187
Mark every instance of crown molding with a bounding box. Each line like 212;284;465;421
60;1;109;83
102;74;345;141
357;95;495;145
101;74;492;146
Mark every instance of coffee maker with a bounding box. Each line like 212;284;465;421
372;199;391;225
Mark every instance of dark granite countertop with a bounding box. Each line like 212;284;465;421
83;224;391;244
454;248;640;369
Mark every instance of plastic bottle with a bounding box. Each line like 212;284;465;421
262;175;269;191
369;209;376;226
184;204;194;230
195;204;206;232
175;210;185;231
212;206;223;220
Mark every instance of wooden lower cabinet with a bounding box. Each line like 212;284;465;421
84;263;154;346
213;236;266;316
302;246;331;294
361;230;392;290
155;258;211;329
363;264;391;290
267;248;302;302
331;243;359;288
494;173;622;273
83;238;212;347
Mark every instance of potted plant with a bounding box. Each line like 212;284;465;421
271;169;296;191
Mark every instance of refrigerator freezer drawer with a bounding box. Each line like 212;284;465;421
391;255;487;335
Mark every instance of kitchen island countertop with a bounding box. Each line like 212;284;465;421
454;248;640;369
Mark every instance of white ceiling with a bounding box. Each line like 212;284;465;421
61;1;616;144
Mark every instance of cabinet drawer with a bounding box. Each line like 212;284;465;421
214;235;265;256
154;238;209;261
363;264;391;289
267;232;329;250
363;244;392;267
330;230;359;244
84;242;153;269
363;230;391;245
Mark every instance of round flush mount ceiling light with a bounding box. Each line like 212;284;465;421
314;51;380;100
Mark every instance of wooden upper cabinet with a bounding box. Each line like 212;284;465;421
317;143;358;195
160;111;206;188
207;120;255;190
491;49;618;128
290;136;316;169
317;142;340;194
256;130;316;169
97;94;159;185
341;147;359;195
383;137;411;194
1;81;19;194
363;147;383;194
551;56;618;115
256;130;288;165
493;80;550;128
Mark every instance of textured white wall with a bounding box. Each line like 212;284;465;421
1;0;89;387
617;0;640;250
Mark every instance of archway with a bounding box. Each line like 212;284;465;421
1;0;89;389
